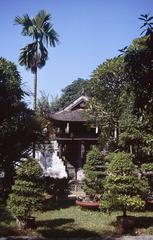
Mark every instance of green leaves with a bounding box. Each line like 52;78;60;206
18;41;48;73
106;152;134;175
83;146;106;199
89;57;124;100
101;151;150;215
139;14;153;35
15;9;59;72
7;158;44;219
141;163;153;172
87;56;125;150
15;10;59;109
16;158;43;179
15;14;33;36
0;58;45;193
59;78;89;109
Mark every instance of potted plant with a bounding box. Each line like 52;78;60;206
100;151;149;233
7;158;44;229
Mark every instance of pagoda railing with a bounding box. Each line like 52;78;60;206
55;132;98;139
68;180;85;196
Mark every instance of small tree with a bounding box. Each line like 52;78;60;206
141;163;153;194
83;146;106;201
101;152;149;217
7;158;44;229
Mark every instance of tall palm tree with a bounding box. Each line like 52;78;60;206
15;10;59;110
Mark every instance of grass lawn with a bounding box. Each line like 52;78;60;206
1;200;153;237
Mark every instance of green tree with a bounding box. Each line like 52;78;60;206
15;10;59;110
119;18;153;163
7;158;44;229
0;57;43;195
101;152;149;217
83;146;106;201
58;78;89;110
87;17;153;166
124;36;153;116
37;91;61;115
36;78;89;113
87;57;125;150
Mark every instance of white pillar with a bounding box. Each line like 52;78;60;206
65;122;70;134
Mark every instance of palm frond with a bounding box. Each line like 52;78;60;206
15;14;33;36
139;17;146;21
37;41;48;68
19;43;37;73
139;13;153;35
147;16;153;21
140;22;147;29
35;10;51;27
16;10;59;73
48;28;59;47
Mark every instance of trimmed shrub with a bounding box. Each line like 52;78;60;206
100;151;149;216
7;158;44;229
83;146;106;200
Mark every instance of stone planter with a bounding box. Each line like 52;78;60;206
116;216;135;234
76;200;99;210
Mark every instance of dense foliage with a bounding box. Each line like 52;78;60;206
85;16;153;216
87;57;124;150
83;146;106;200
7;158;44;224
37;78;89;114
45;177;69;200
0;58;43;195
87;16;153;164
101;152;149;216
118;35;153;165
58;78;89;109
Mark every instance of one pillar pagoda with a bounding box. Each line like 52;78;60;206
48;94;98;180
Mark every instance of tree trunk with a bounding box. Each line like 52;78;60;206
114;120;119;143
32;142;36;158
2;162;14;200
114;124;117;140
16;217;27;230
130;144;133;154
123;209;127;217
33;69;37;158
33;69;37;111
16;216;36;230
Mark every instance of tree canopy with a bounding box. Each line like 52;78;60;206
0;58;43;194
15;10;59;110
37;78;89;114
85;16;153;213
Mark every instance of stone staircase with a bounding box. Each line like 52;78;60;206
36;141;67;178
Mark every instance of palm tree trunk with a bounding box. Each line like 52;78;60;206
33;68;37;111
33;68;37;158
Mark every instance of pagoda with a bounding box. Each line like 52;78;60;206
48;94;98;180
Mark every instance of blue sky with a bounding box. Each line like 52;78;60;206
0;0;153;105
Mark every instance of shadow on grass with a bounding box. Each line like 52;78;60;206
37;218;102;238
44;198;76;211
0;204;17;237
111;215;153;236
135;216;153;228
37;218;75;228
0;203;14;224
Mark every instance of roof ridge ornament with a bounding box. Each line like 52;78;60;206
81;87;85;96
